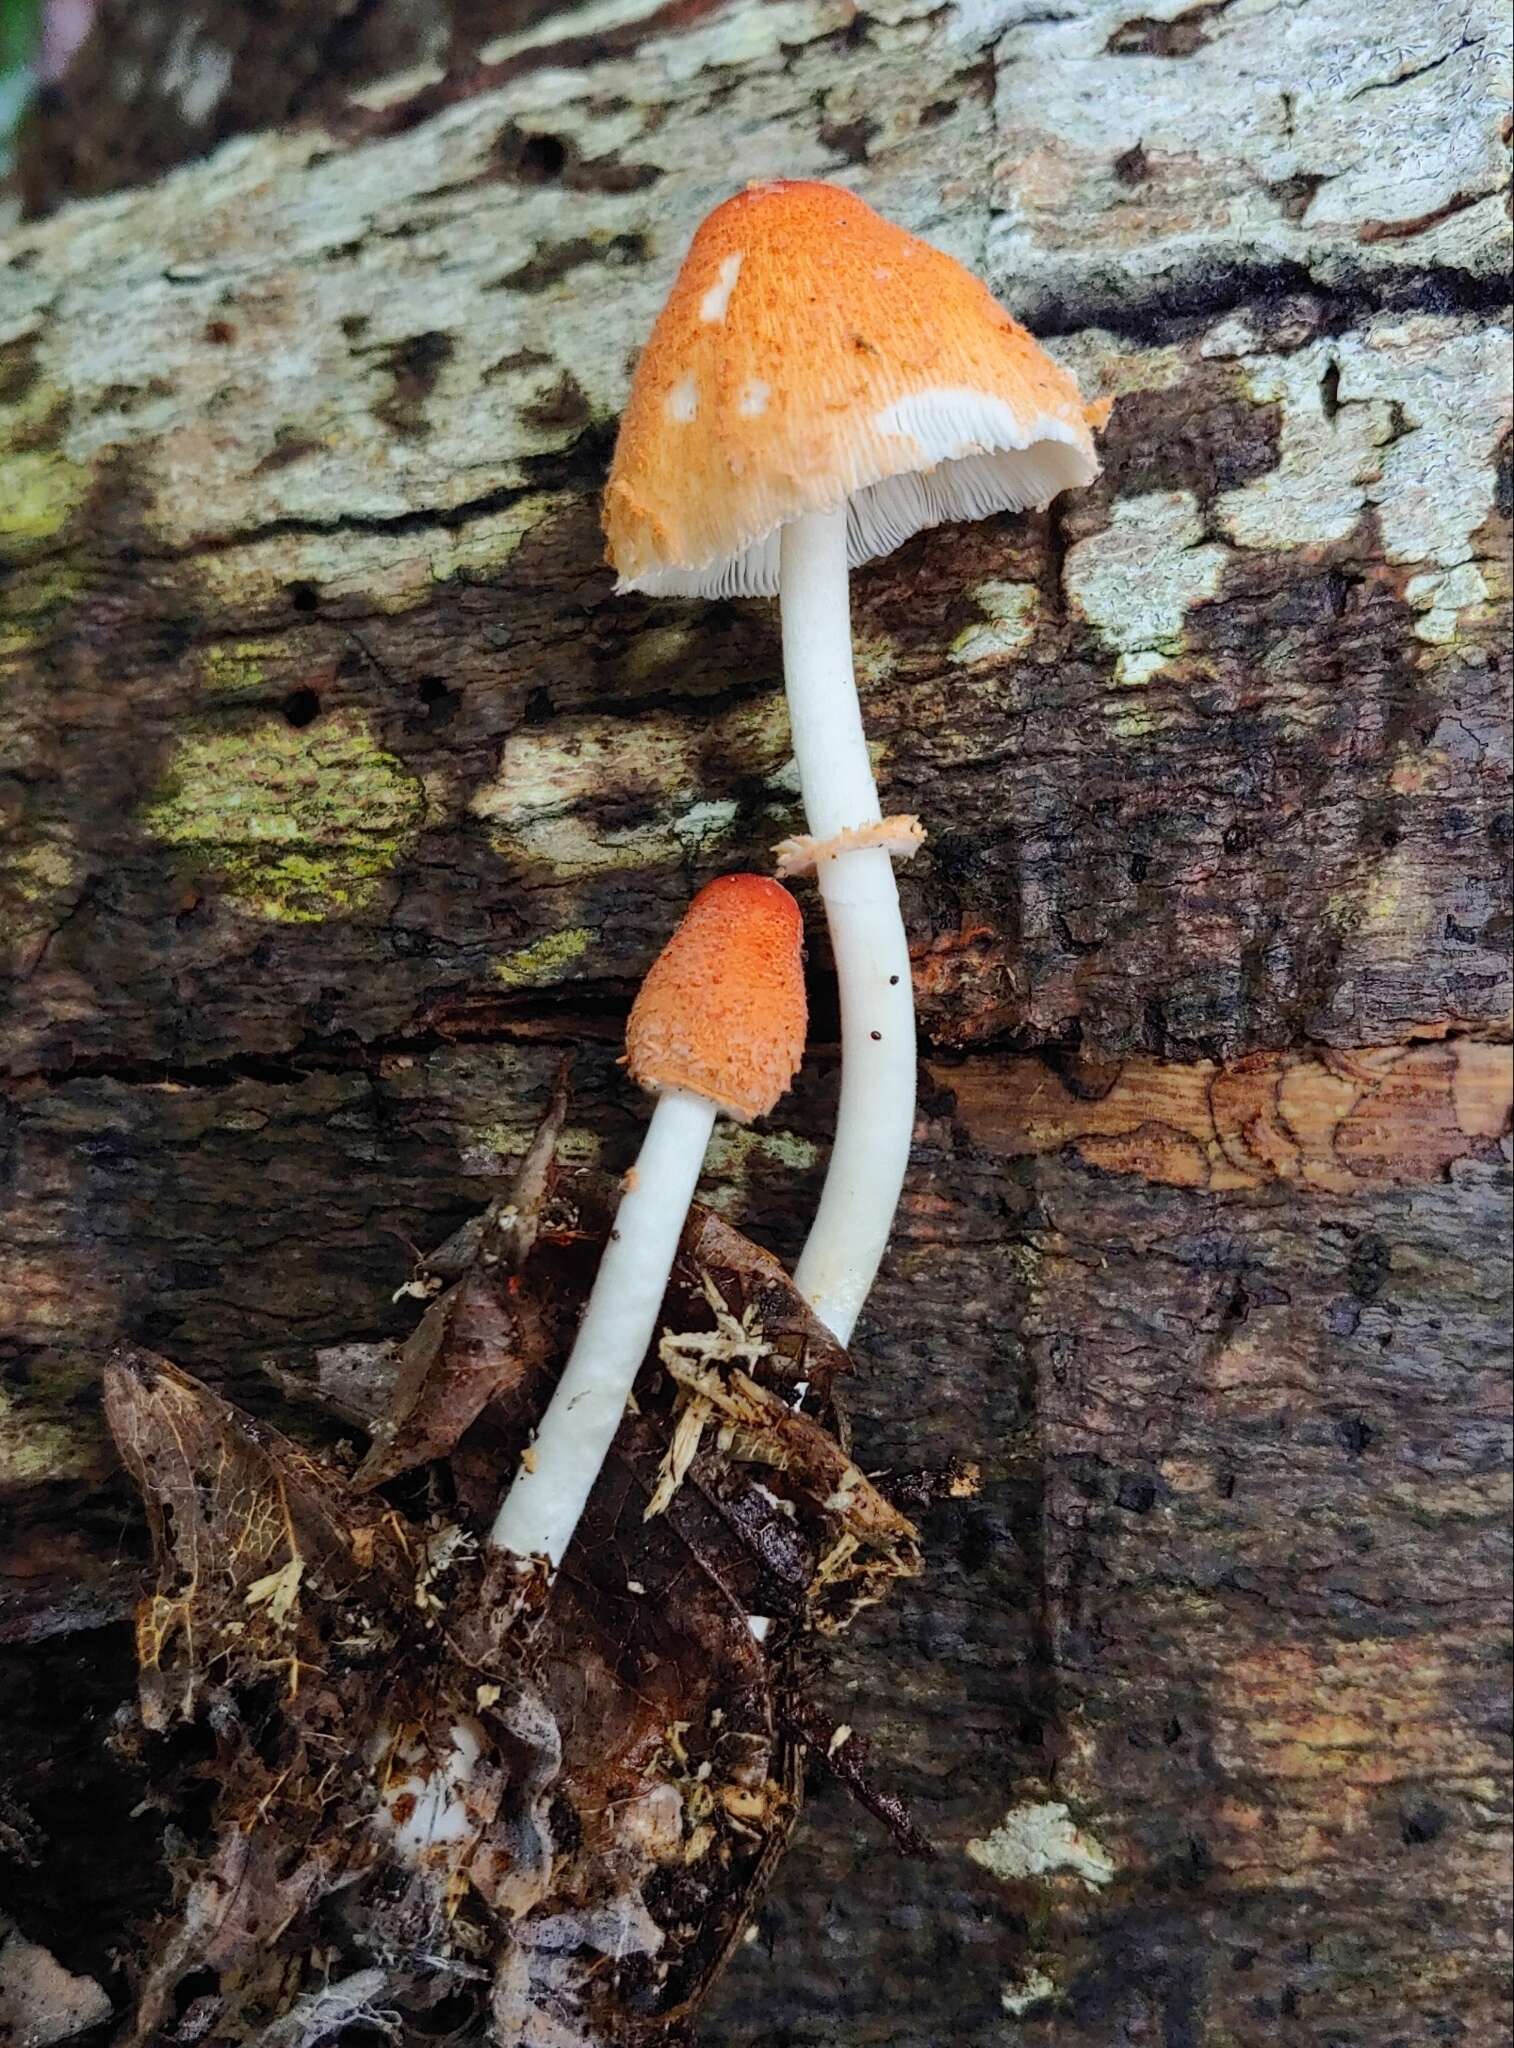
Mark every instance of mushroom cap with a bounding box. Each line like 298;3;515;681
604;179;1106;598
626;873;807;1122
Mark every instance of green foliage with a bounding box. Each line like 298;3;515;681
1;0;42;163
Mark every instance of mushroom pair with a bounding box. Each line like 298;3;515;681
491;181;1106;1575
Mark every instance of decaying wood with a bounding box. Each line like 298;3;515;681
1;0;1510;2041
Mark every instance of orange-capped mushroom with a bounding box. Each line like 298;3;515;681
602;184;1107;1349
627;873;806;1121
491;875;808;1571
605;178;1103;597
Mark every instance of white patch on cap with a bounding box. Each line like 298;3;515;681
665;373;699;424
737;378;770;417
874;387;1046;466
700;251;744;324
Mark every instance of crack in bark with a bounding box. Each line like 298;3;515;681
1346;32;1486;99
1026;255;1512;344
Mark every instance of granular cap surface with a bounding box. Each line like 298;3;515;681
626;874;807;1121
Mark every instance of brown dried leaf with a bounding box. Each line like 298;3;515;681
126;1827;340;2048
100;1119;921;2048
353;1074;569;1488
668;1209;851;1405
659;1349;921;1628
102;1346;408;1731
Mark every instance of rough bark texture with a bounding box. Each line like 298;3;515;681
1;0;1511;2043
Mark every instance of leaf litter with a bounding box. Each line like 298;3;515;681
95;1078;927;2046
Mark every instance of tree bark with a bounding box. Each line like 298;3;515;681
1;1;1510;2043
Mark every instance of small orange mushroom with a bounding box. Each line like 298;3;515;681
491;875;807;1571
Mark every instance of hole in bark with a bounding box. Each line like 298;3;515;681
282;687;321;729
1335;1413;1373;1456
1269;171;1327;222
920;97;956;125
523;687;554;727
1113;141;1150;185
415;675;458;727
1400;1800;1449;1845
1106;2;1230;57
1015;1713;1046;1751
1319;358;1342;419
512;131;567;181
288;581;320;614
521;372;591;431
1346;1232;1390;1301
1116;1474;1157;1513
819;115;879;163
931;833;979;882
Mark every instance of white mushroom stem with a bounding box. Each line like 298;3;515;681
489;1087;718;1569
780;507;916;1346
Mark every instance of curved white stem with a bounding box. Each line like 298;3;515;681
489;1087;717;1567
781;509;916;1346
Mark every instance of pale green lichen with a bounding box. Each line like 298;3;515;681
623;622;697;682
1106;703;1163;743
475;701;791;879
0;364;90;563
950;581;1038;665
853;630;901;689
1405;562;1491;645
706;1125;822;1179
463;1120;606;1174
671;797;740;852
697;1125;823;1214
493;926;595;986
0;1377;99;1485
1113;649;1168;690
141;709;425;922
1065;491;1227;660
0;558;86;661
202;640;284;695
1055;331;1188;400
0;448;89;561
1216;343;1398;551
194;492;565;624
0;834;81;951
967;1801;1116;1892
1216;320;1507;655
1000;1967;1058;2018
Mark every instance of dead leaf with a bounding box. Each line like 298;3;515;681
102;1347;409;1731
99;1102;923;2048
353;1077;569;1489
